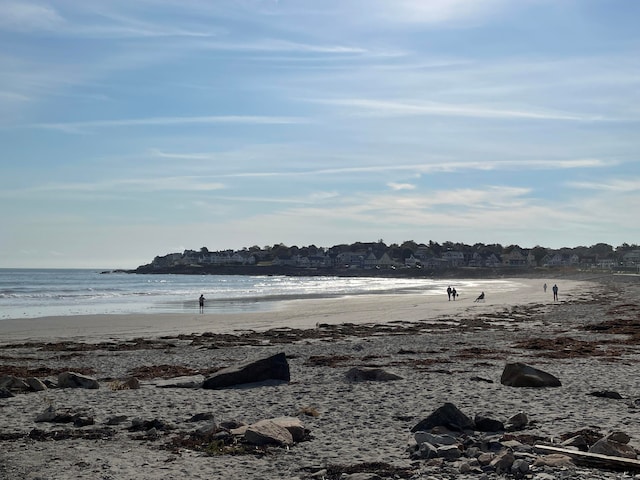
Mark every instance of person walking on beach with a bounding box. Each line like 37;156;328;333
543;283;547;293
199;294;205;313
447;286;452;301
552;284;558;302
452;287;457;301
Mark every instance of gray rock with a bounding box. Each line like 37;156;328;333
500;362;561;388
202;352;290;389
490;450;515;474
411;403;474;432
105;415;128;425
437;444;462;459
589;438;637;459
606;431;631;444
414;442;438;460
58;372;100;389
562;434;588;449
505;412;528;431
345;367;402;382
244;419;293;446
25;377;47;392
511;458;530;474
415;431;458;446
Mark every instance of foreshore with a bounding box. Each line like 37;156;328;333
2;275;640;479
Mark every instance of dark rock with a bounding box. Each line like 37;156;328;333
0;375;30;392
73;416;95;427
0;387;15;398
345;367;402;382
505;412;528;431
588;390;623;400
202;352;290;389
105;415;128;425
411;403;474;432
500;363;561;388
188;413;214;422
474;414;505;432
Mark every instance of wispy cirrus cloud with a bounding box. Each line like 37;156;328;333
316;98;606;122
568;178;640;192
29;115;308;134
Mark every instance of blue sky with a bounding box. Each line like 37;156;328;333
1;0;639;268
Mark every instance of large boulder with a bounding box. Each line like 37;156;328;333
0;375;30;392
58;372;100;389
500;363;561;388
202;352;290;389
411;402;474;432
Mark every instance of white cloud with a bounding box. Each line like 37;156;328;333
388;182;416;191
568;178;640;193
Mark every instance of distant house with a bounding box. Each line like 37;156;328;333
442;251;465;267
502;248;527;267
623;250;640;266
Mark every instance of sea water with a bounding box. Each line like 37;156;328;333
0;269;521;319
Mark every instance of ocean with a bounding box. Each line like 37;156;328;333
0;269;520;319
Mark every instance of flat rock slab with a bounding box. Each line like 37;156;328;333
202;352;290;389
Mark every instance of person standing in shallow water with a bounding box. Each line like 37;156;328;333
543;283;547;293
199;294;205;313
452;288;457;301
447;286;452;301
552;284;558;302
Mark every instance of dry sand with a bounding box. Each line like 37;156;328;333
1;275;640;479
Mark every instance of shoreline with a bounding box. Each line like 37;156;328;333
0;277;592;344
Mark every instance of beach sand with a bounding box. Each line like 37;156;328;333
2;276;640;479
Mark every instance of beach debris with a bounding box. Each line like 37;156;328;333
411;402;474;432
344;367;402;382
500;362;561;388
129;417;175;433
202;352;290;389
589;435;636;458
57;371;100;389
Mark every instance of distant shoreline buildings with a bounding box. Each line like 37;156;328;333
133;241;640;275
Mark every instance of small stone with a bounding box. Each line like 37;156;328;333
437;444;462;459
415;431;458;446
505;412;528;431
0;387;14;398
606;431;631;444
26;377;47;392
490;450;515;474
589;390;623;400
511;458;530;474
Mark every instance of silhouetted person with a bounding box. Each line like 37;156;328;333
447;286;452;301
474;292;485;302
543;283;547;293
552;284;558;301
199;294;205;313
452;288;457;301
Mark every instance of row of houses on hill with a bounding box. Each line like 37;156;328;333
149;247;640;271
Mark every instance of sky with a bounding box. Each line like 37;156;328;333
1;0;639;269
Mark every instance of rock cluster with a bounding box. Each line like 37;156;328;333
408;403;638;477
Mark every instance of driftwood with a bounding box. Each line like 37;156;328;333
535;444;640;471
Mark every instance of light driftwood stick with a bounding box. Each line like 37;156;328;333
535;444;640;471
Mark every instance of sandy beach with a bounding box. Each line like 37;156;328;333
2;275;640;479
